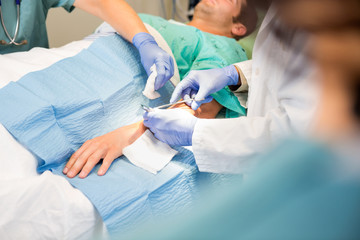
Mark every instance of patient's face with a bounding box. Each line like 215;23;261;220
194;0;243;29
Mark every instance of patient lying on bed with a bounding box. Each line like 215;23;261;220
63;2;257;178
0;1;256;177
0;1;257;235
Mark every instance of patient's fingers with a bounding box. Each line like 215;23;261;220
78;148;107;178
63;142;90;174
66;144;98;178
98;151;119;176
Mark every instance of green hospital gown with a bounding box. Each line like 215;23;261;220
140;14;248;117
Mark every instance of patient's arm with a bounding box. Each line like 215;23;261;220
63;100;223;178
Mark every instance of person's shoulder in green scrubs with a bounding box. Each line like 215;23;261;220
0;0;74;54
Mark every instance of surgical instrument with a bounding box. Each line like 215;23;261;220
142;97;204;112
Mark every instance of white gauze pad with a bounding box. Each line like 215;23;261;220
143;64;161;99
123;130;178;174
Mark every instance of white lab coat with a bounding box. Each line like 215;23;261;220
192;5;319;173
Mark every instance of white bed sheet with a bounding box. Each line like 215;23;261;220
0;39;107;239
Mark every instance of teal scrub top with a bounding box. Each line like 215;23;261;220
123;138;360;240
0;0;75;54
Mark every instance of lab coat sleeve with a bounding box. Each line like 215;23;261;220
192;107;289;174
192;64;319;174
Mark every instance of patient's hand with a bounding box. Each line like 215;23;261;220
63;100;221;178
63;121;146;178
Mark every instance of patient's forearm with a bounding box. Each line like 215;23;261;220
118;100;222;152
169;100;223;119
119;100;222;150
64;100;222;178
74;0;149;42
126;100;222;144
117;121;147;150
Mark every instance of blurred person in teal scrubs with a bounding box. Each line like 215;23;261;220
122;0;360;239
0;0;174;87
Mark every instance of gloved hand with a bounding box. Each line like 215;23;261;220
170;65;239;110
143;109;198;146
133;32;174;90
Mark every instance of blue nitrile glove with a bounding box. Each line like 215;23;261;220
143;109;198;146
170;65;239;110
133;32;174;90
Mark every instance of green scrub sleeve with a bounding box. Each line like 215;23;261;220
45;0;75;12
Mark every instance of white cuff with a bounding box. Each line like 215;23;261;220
232;60;252;93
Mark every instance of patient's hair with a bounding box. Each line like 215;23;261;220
233;0;258;39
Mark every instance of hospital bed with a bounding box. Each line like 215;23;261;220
0;24;203;239
0;39;106;239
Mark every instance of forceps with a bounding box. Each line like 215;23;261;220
142;97;204;112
